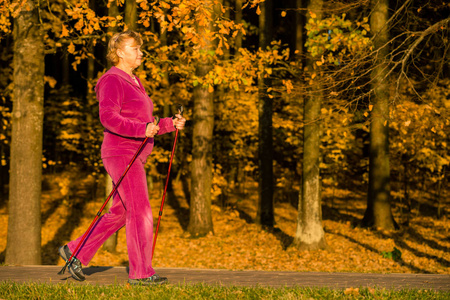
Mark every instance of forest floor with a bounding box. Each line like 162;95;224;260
0;171;448;275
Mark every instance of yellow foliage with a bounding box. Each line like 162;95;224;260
256;5;261;15
67;42;75;54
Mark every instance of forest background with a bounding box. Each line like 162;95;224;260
0;0;449;274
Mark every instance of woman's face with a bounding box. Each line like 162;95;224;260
117;38;143;70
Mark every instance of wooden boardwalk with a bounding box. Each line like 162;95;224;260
0;266;449;291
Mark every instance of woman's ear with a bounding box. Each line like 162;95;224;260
116;48;123;59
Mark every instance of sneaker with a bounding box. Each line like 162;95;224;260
128;274;168;286
58;245;86;281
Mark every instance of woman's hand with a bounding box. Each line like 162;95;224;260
145;122;160;137
173;114;186;130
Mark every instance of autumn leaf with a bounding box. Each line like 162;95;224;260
256;5;261;15
61;24;69;38
68;42;76;54
44;76;57;88
344;287;360;296
74;19;84;31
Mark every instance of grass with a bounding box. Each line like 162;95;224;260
0;282;449;300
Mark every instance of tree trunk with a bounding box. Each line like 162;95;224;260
103;174;118;252
125;0;137;31
256;0;274;227
235;0;243;51
295;0;305;60
188;1;214;237
6;0;44;264
293;0;327;251
100;0;120;252
362;0;397;230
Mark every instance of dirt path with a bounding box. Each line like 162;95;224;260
1;266;449;291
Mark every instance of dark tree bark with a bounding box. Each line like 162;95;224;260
103;175;118;252
188;0;214;237
6;0;45;264
235;0;243;51
125;0;137;31
256;0;274;227
362;0;397;230
293;0;327;251
295;0;305;60
102;0;120;253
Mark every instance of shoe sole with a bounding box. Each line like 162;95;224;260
58;246;85;281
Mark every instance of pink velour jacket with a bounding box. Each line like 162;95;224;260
96;66;175;158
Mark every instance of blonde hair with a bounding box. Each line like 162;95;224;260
106;30;143;65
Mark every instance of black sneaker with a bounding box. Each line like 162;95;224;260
128;274;168;286
58;245;86;281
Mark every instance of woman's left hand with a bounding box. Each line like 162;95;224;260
173;114;186;130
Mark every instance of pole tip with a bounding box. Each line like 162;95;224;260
57;264;67;275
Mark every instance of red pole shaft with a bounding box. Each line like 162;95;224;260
152;128;179;259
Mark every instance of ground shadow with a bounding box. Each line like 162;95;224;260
0;193;7;211
327;229;431;273
166;182;189;231
409;198;446;219
41;196;67;225
321;204;361;226
57;266;115;281
234;207;294;250
378;230;450;269
268;227;294;250
41;180;96;265
83;266;114;275
408;227;450;253
235;208;254;224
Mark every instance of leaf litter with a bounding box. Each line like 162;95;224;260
0;172;448;275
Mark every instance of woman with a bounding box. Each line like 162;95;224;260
58;30;186;285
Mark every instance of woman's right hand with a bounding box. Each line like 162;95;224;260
145;122;160;137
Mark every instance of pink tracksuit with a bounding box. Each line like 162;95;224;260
67;66;175;279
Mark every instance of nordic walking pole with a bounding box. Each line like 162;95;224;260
152;105;183;259
58;116;160;275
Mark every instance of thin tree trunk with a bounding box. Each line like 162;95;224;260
233;0;243;194
188;0;214;237
293;0;327;251
256;0;274;227
125;0;137;31
362;0;397;230
295;0;305;60
102;174;118;252
6;0;44;264
102;0;120;252
235;0;243;52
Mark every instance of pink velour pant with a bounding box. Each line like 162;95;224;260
67;154;155;279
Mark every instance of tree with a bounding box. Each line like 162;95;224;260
103;0;120;253
361;0;397;230
256;0;274;227
6;0;44;264
188;0;215;237
125;0;137;30
293;0;327;251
